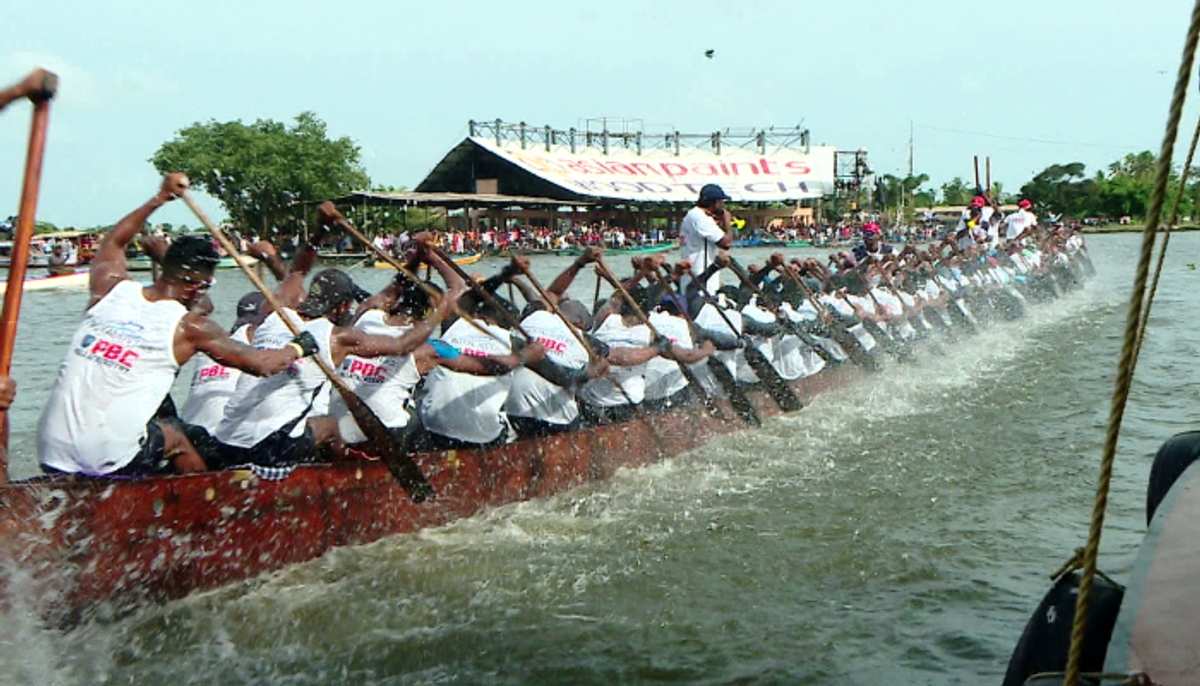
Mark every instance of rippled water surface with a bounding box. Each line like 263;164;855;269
0;233;1190;684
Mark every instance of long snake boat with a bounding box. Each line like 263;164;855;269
0;249;1091;629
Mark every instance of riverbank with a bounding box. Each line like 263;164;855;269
1082;223;1200;233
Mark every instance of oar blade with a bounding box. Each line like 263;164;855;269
705;358;761;427
338;378;435;502
742;345;803;412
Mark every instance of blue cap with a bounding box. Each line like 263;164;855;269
698;183;732;203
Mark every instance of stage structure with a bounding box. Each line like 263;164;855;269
417;119;849;204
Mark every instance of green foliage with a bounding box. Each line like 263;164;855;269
150;112;370;236
940;177;974;206
1018;151;1200;221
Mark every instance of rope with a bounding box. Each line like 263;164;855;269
1064;4;1200;684
1134;110;1200;362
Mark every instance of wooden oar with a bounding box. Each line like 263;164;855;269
0;69;56;483
721;259;805;412
651;264;759;426
593;258;726;421
515;263;639;407
327;207;513;347
181;192;435;502
771;263;878;369
427;244;536;341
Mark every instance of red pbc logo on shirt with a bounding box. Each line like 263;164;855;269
345;359;388;380
534;336;566;354
78;334;140;368
197;365;231;379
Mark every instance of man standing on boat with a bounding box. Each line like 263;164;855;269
1004;199;1038;245
679;184;735;301
37;175;318;477
852;222;894;264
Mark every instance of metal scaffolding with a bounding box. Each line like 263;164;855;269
467;119;813;157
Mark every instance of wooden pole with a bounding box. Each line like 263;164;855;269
0;71;57;482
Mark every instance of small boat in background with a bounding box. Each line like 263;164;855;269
548;243;675;257
0;268;88;295
374;252;483;269
125;255;258;271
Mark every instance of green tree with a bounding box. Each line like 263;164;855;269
150;112;370;236
940;177;973;205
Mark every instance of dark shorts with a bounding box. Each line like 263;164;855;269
42;419;173;478
215;426;317;470
580;402;638;426
509;415;581;440
643;386;696;413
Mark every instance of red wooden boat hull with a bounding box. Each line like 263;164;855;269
0;365;864;626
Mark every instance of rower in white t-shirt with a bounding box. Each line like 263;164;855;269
416;304;534;448
643;300;715;409
178;292;264;433
38;176;309;478
1005;199;1037;244
579;286;666;422
505;304;594;436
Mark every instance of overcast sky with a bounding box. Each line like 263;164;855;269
1;0;1194;228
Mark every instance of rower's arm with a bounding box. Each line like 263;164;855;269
179;313;299;376
669;339;714;364
140;235;169;263
273;235;325;310
339;282;463;362
716;209;735;249
508;276;540;308
546;248;602;297
607;345;659;367
245;240;288;282
526;356;591;388
90;174;187;306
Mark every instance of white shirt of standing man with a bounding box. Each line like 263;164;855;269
679;184;734;295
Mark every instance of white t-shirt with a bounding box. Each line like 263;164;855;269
579;313;650;407
691;301;745;385
1006;209;1035;241
418;318;513;444
215;309;335;447
505;310;589;425
38;280;187;475
329;309;421;444
643;311;696;401
679;206;725;294
180;324;252;432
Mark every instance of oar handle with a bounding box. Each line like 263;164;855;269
0;71;57;482
517;266;592;355
181;192;341;376
680;264;743;337
594;259;661;340
329;211;506;346
429;244;533;340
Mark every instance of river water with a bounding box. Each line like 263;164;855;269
0;232;1189;684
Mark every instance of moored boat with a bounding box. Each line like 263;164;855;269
374;251;483;269
125;255;258;271
545;243;675;257
0;268;88;295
